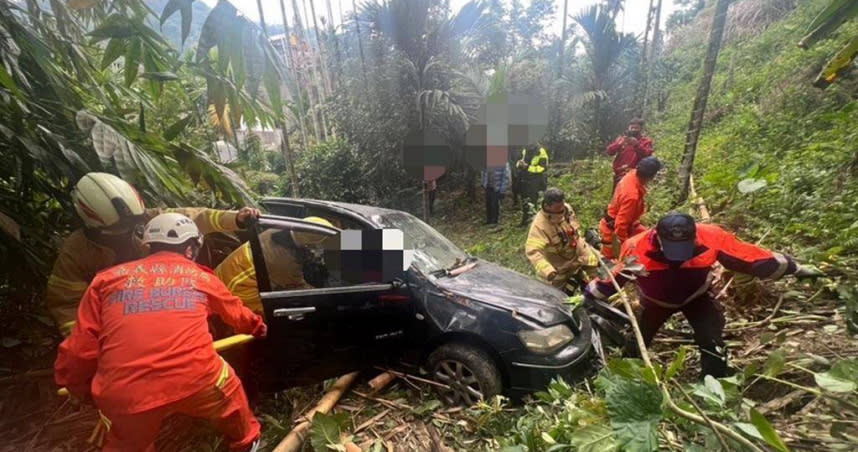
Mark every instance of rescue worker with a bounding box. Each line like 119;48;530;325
55;213;267;452
600;157;662;260
46;172;259;335
584;212;823;378
516;144;549;226
481;162;511;225
606;118;654;187
526;188;599;294
215;217;335;313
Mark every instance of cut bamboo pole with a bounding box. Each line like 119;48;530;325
368;372;395;393
272;371;360;452
688;174;711;222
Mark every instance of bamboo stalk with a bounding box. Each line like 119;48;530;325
272;371;360;452
368;372;395;393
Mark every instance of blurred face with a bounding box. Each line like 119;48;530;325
543;201;565;215
628;123;642;136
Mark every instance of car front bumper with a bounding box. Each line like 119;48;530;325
502;309;599;398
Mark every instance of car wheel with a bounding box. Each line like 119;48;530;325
427;343;502;406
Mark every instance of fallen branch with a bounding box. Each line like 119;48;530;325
272;371;360;452
594;254;765;452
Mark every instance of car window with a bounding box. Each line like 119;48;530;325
372;211;466;274
256;225;340;290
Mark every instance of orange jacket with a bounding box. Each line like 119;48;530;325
54;251;265;414
587;224;796;307
604;170;647;242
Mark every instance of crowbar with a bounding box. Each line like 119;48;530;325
57;334;254;397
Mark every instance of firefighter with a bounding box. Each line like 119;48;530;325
606;118;654;188
585;212;823;378
516;144;549;226
46;172;259;335
54;213;267;452
526;188;599;294
215;217;335;313
599;157;662;260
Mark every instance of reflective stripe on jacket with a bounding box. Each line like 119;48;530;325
521;147;549;174
46;207;242;331
586;224;797;307
54;252;264;414
526;203;598;282
214;230;312;313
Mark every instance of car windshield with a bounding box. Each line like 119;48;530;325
372;211;466;274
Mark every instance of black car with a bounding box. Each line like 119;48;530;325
204;198;599;404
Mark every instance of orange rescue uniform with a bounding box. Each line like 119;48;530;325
54;251;265;452
599;169;647;259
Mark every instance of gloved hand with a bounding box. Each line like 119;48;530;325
236;207;261;228
794;264;825;279
252;317;268;338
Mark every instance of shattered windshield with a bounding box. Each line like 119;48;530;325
373;211;466;274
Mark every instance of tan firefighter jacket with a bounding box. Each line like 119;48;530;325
525;203;598;290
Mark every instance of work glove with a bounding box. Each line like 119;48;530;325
251;316;268;338
794;264;825;279
236;207;261;228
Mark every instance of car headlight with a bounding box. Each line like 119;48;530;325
517;324;575;354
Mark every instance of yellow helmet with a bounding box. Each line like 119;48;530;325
291;216;334;246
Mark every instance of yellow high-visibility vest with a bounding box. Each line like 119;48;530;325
521;147;549;174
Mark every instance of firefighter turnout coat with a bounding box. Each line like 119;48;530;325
599;169;648;259
526;203;599;290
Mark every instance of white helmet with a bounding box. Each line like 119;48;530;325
142;213;203;247
72;172;145;230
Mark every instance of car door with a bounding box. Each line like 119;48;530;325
251;217;414;391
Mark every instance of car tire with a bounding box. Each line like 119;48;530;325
427;343;503;406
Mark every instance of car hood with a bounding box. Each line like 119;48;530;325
433;260;571;326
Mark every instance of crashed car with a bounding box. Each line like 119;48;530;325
203;198;599;404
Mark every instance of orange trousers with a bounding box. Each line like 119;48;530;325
599;218;645;260
98;364;260;452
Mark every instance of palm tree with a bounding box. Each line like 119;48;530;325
677;0;730;202
574;4;638;144
356;0;487;139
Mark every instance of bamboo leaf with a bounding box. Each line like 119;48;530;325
160;0;195;44
664;346;688;380
163;114;194;140
813;35;858;89
141;72;180;81
749;408;790;452
68;0;98;9
101;38;125;70
124;38;142;87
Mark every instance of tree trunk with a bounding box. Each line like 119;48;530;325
302;0;329;141
677;0;730;202
557;0;569;79
256;0;300;197
308;0;333;97
291;0;322;142
325;0;341;89
279;0;310;152
637;0;655;118
645;0;664;116
352;0;370;91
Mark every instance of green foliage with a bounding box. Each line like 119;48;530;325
295;139;380;204
814;358;858;393
310;412;352;452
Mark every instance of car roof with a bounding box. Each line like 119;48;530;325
261;197;404;228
